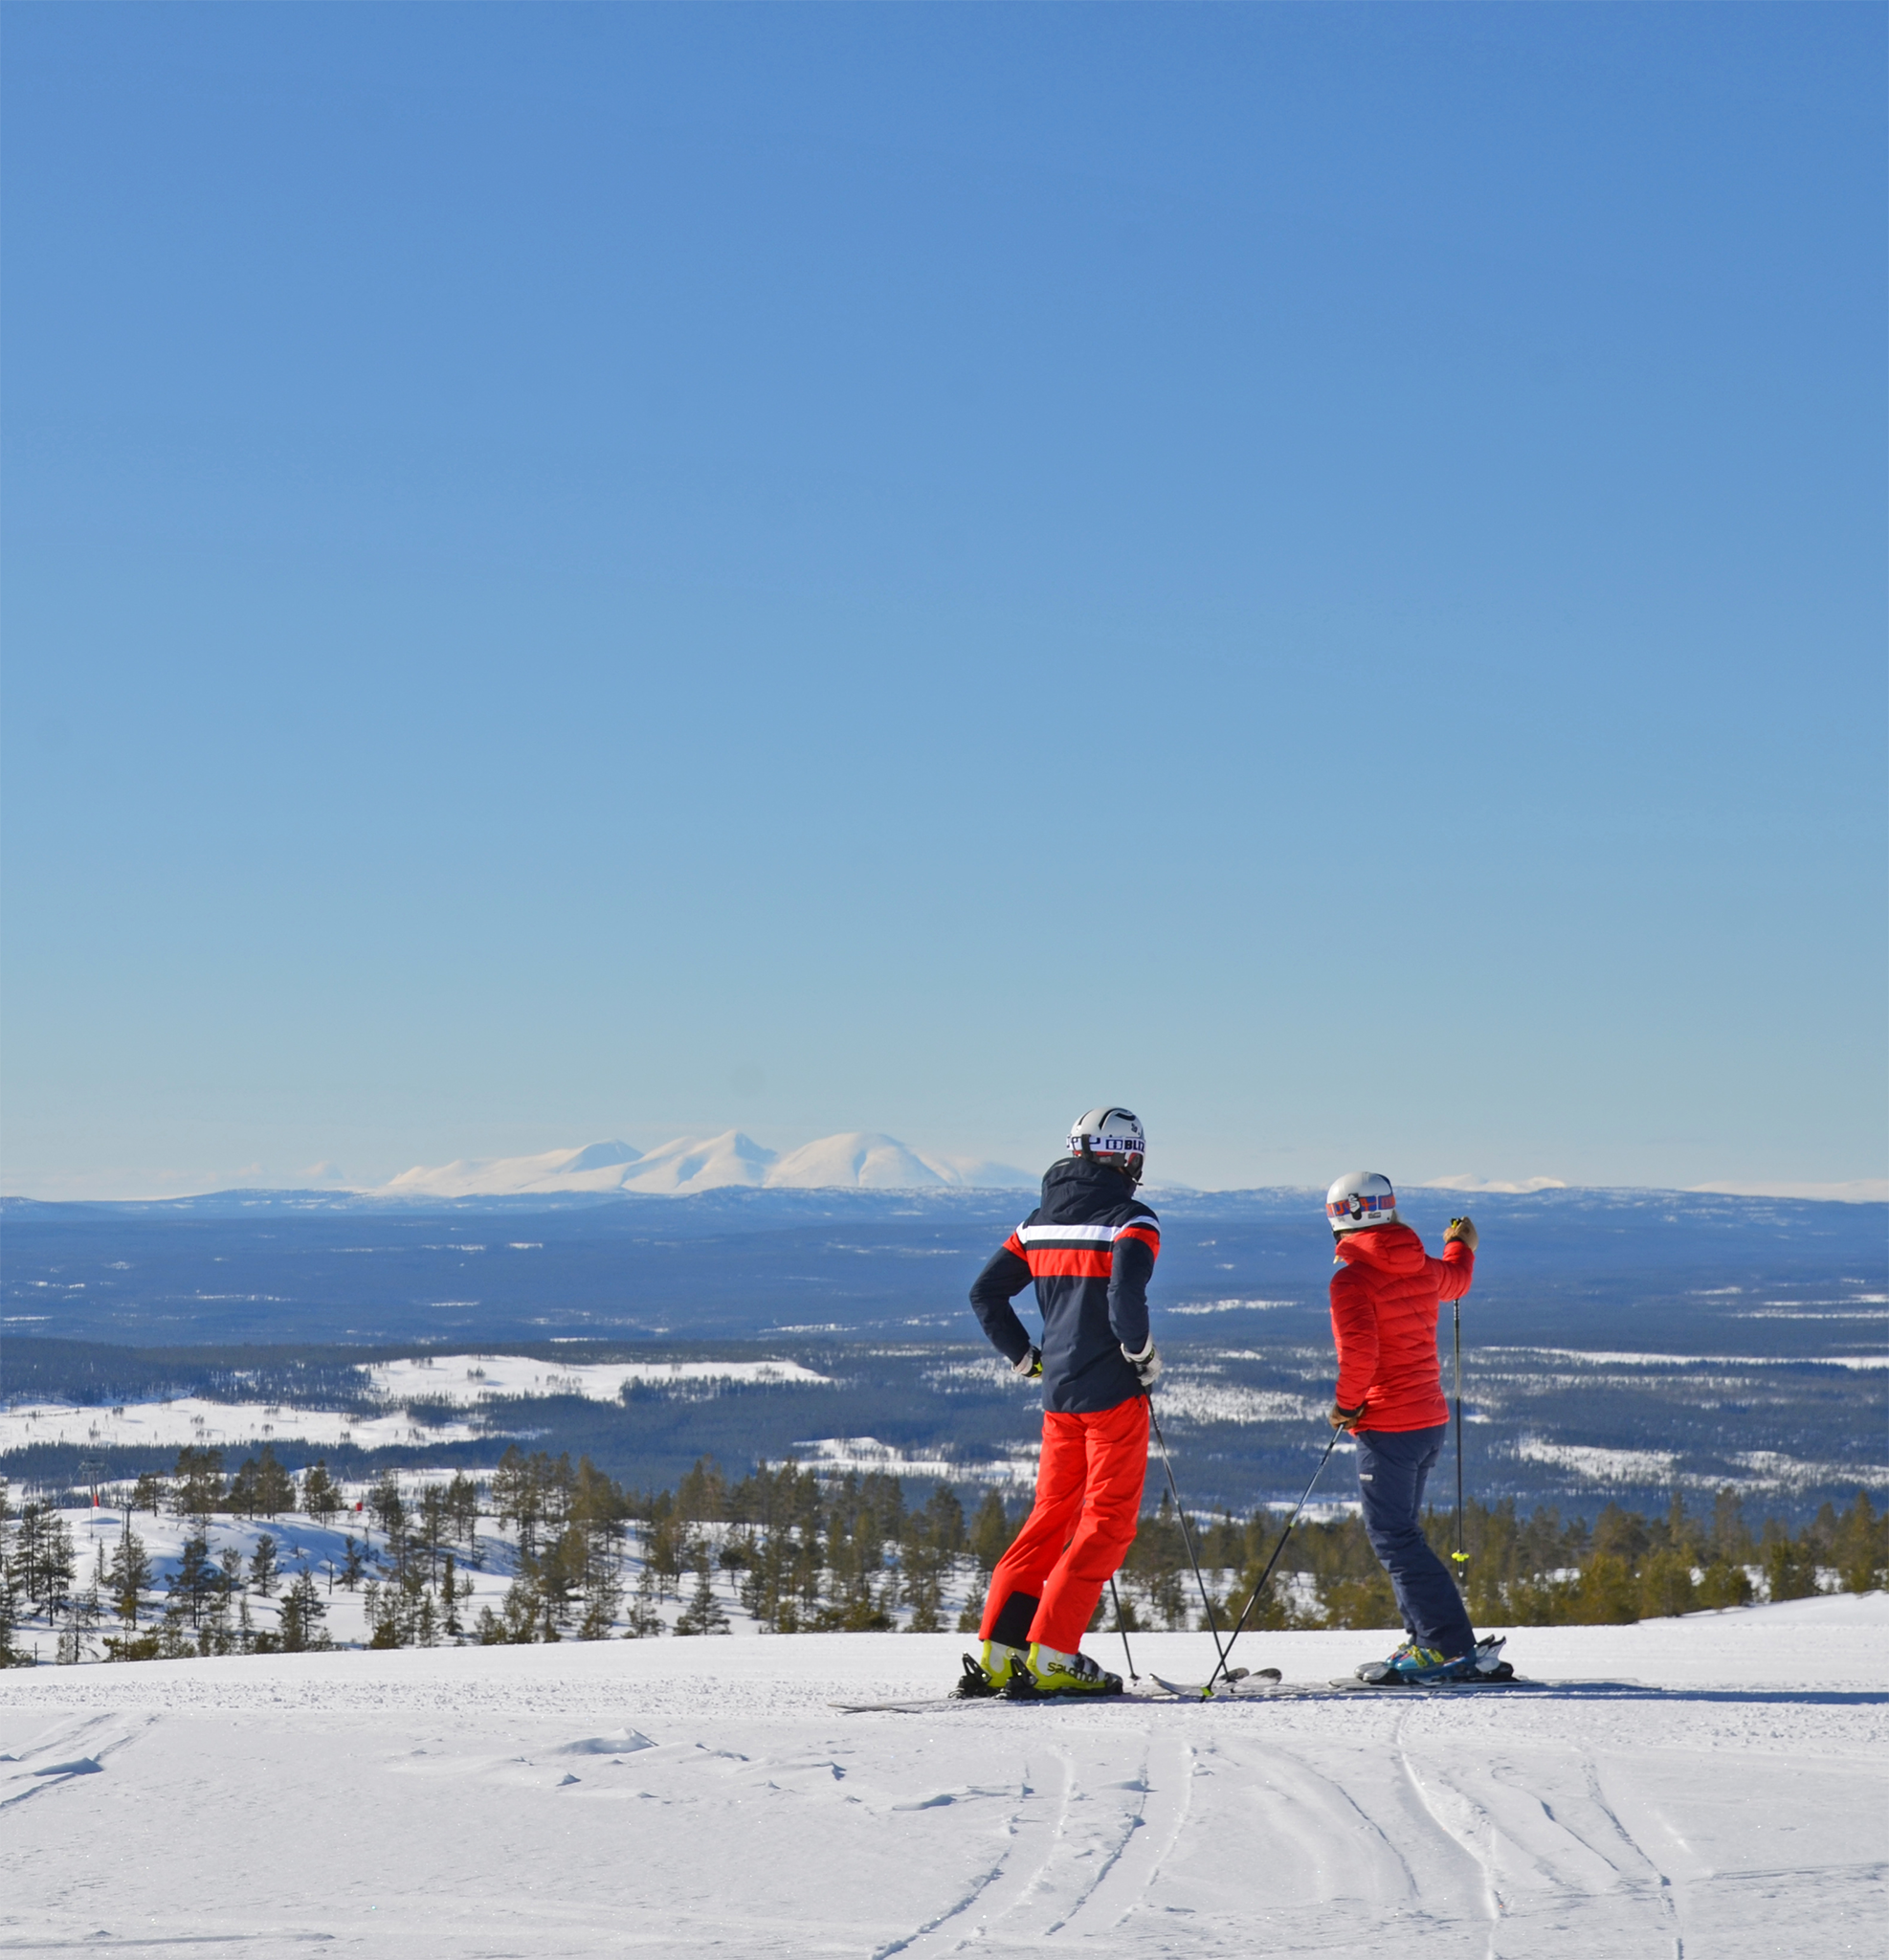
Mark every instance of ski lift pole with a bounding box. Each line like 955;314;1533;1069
1204;1428;1343;1696
1106;1575;1139;1682
1142;1390;1232;1678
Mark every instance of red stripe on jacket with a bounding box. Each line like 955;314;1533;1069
1024;1249;1114;1280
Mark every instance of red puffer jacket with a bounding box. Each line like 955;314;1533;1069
1329;1223;1474;1433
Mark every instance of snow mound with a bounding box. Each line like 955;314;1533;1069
555;1731;655;1755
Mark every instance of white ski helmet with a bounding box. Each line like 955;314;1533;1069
1325;1170;1398;1233
1069;1106;1146;1177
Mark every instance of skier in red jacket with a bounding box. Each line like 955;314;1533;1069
1324;1172;1509;1684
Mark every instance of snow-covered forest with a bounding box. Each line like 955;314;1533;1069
6;1440;1884;1668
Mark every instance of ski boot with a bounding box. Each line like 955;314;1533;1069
1356;1635;1509;1686
953;1642;1029;1698
1468;1637;1513;1681
1009;1642;1124;1699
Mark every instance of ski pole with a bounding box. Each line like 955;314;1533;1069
1452;1270;1469;1586
1142;1391;1232;1676
1205;1429;1343;1695
1106;1574;1139;1682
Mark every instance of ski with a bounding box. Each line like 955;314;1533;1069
1146;1668;1282;1700
830;1688;1152;1712
831;1674;1654;1713
834;1669;1661;1717
1148;1672;1655;1703
1322;1673;1652;1695
829;1696;997;1713
832;1668;1283;1712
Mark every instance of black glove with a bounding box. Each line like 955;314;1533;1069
1011;1346;1043;1380
1122;1338;1161;1388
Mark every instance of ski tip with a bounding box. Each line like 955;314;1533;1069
1146;1665;1284;1701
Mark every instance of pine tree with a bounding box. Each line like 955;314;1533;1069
300;1461;343;1526
623;1563;665;1638
676;1458;728;1525
1636;1547;1697;1618
1696;1558;1754;1609
15;1502;76;1612
1574;1552;1640;1623
170;1448;226;1519
1833;1490;1884;1595
530;1522;586;1637
278;1570;329;1652
1709;1486;1755;1566
411;1485;447;1579
478;1572;541;1643
646;1517;686;1602
228;1452;264;1518
968;1488;1014;1573
1762;1526;1818;1603
674;1558;731;1637
577;1555;623;1640
368;1473;406;1548
446;1472;480;1560
0;1557;25;1667
367;1585;401;1649
249;1535;279;1597
167;1532;217;1628
108;1523;153;1627
130;1471;167;1517
491;1449;573;1566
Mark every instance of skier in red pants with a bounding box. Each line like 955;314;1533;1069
963;1108;1162;1697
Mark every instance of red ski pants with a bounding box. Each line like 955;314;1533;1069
979;1395;1148;1656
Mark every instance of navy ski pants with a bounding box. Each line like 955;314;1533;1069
1354;1422;1476;1658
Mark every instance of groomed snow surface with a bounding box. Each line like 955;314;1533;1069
4;1596;1883;1957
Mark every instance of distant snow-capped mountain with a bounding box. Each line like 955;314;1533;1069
377;1131;1034;1198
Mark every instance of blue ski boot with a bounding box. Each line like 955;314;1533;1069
1356;1636;1509;1686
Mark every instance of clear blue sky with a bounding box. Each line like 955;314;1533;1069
3;3;1883;1198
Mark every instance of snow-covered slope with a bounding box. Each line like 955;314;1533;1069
4;1599;1881;1957
380;1130;1033;1197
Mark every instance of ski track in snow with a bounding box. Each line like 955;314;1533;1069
0;1604;1884;1956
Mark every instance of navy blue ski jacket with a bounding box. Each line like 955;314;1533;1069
969;1157;1162;1414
